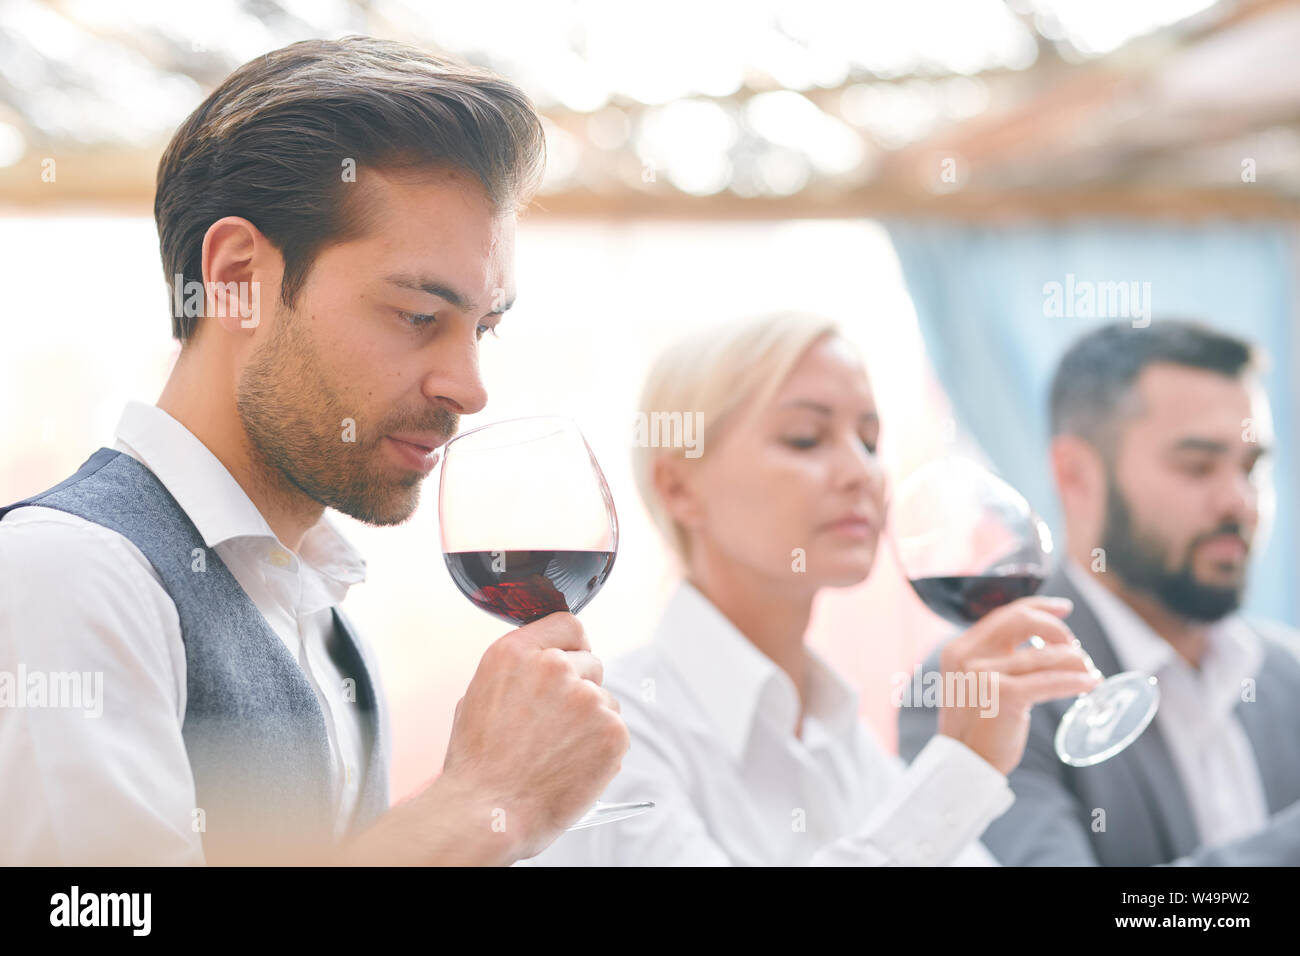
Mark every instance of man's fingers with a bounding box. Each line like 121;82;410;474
563;650;604;686
512;611;590;652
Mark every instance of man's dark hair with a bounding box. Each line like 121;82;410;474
155;35;546;343
1049;319;1260;455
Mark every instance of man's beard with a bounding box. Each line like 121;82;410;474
235;304;458;526
1100;473;1247;622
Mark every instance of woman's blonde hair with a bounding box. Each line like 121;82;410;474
632;311;842;565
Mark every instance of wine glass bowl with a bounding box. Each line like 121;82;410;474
438;416;618;625
890;457;1053;627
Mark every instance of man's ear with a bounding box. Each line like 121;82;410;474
1051;433;1105;522
200;216;276;335
652;453;703;534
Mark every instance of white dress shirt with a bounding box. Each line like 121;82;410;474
0;401;371;864
530;580;1013;866
1064;561;1269;848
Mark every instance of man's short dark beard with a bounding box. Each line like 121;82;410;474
1099;471;1245;622
235;301;457;527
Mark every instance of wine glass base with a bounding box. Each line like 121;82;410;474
566;800;655;831
1055;672;1160;767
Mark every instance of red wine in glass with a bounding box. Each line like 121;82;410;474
437;416;653;829
444;549;616;626
908;570;1046;625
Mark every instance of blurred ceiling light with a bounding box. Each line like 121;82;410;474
832;0;1038;76
277;0;356;29
637;99;737;195
547;52;611;112
1032;0;1218;56
586;107;631;150
939;75;991;119
840;81;941;149
538;116;581;191
670;154;734;196
751;30;822;91
756;147;810;195
0;122;26;167
581;0;746;101
7;0;89;61
745;90;865;175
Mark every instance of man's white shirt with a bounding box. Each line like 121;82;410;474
0;401;370;864
1063;561;1269;847
529;579;1013;866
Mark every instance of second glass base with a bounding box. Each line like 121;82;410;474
1055;671;1160;767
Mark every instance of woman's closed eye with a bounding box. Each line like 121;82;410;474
782;434;878;455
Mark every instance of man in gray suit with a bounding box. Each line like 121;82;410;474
899;319;1300;865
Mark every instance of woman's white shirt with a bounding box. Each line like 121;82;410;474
529;580;1012;866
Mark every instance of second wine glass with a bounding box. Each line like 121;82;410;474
890;457;1159;767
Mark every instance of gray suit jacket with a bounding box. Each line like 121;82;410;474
897;569;1300;865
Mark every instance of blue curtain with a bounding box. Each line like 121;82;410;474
886;219;1299;626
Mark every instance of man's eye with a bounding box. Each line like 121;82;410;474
784;436;819;449
862;438;878;456
477;323;500;341
399;312;437;328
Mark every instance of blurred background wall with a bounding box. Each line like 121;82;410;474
1;0;1297;803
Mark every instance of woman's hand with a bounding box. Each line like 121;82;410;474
936;596;1101;775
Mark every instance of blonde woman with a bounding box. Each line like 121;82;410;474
531;312;1098;866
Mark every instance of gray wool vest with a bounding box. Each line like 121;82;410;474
0;447;390;864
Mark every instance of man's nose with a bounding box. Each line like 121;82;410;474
1215;469;1258;525
422;337;488;417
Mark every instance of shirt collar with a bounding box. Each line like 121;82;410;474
654;579;859;761
1063;559;1261;688
112;400;366;592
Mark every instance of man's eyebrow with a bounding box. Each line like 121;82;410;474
779;399;879;422
383;273;516;315
1169;437;1268;456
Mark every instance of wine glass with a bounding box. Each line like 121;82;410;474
437;415;654;828
889;457;1159;767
